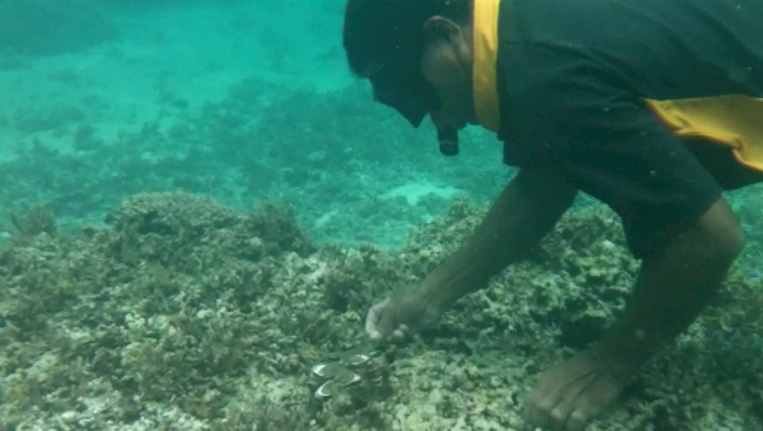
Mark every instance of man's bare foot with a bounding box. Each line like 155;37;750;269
523;346;634;431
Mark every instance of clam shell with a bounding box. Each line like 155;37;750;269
334;368;362;386
345;353;372;367
311;363;345;379
314;381;334;399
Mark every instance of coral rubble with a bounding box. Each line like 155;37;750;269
0;192;761;430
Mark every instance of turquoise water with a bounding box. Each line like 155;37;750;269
0;0;508;249
1;2;763;430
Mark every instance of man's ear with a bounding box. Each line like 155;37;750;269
423;16;461;44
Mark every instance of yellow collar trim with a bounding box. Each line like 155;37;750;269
472;0;501;132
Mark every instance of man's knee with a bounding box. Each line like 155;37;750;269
689;198;744;267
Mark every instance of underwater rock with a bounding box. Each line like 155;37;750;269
0;193;762;430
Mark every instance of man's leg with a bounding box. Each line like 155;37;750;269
525;197;744;431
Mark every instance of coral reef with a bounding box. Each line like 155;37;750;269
0;80;507;250
0;192;762;430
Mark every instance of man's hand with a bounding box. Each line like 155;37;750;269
523;198;744;430
366;170;575;343
365;283;442;340
524;346;631;431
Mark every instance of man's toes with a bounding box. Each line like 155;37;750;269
524;399;552;430
522;401;539;429
550;405;572;430
566;409;589;431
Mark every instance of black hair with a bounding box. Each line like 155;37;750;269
342;0;472;77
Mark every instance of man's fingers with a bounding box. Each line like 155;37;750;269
392;323;410;340
365;296;419;341
364;304;380;335
365;299;389;338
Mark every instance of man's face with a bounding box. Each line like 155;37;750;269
419;16;476;132
364;16;475;132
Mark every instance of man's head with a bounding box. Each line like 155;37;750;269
342;0;475;133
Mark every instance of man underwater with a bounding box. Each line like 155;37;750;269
341;0;763;429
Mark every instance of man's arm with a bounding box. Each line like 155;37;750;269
418;168;577;309
596;198;744;369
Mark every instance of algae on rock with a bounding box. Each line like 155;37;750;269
0;192;762;430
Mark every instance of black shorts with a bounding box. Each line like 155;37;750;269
495;0;763;260
499;73;762;260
